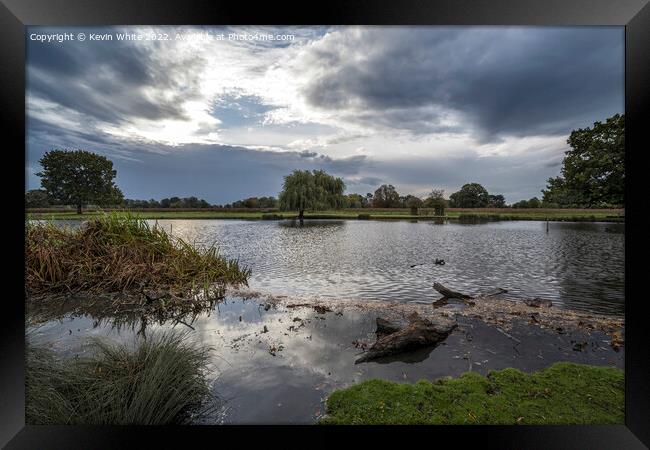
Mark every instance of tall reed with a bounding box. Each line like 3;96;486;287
25;213;250;297
26;332;217;424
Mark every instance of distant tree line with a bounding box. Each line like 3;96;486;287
341;184;505;209
25;189;214;209
511;197;542;209
224;196;279;209
123;197;213;208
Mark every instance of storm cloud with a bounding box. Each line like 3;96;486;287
299;27;624;140
26;26;624;204
28;28;205;126
304;27;624;139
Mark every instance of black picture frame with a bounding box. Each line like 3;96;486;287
3;0;648;447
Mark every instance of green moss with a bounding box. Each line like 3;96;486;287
321;362;624;425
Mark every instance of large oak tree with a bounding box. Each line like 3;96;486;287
372;184;401;208
449;183;490;208
542;114;624;207
37;150;124;214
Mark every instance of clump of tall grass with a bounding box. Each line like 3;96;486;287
26;332;217;424
25;213;250;298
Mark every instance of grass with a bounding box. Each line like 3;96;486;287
320;362;624;425
25;213;250;298
26;207;624;222
26;332;216;425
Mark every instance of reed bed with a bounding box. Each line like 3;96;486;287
26;332;216;424
25;213;250;298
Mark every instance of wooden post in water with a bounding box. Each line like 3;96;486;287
546;217;549;233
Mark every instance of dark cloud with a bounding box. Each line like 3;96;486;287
26;122;369;203
26;26;624;203
27;26;204;125
301;27;623;141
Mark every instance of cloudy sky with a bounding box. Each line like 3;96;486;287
26;26;624;204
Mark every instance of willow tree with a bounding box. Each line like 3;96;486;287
279;170;346;224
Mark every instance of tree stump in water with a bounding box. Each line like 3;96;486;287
355;313;457;363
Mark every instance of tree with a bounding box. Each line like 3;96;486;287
279;169;346;224
487;194;506;208
512;197;542;208
406;196;423;215
372;184;401;208
449;183;489;208
542;114;624;207
345;193;366;208
37;150;123;214
422;189;447;215
25;189;51;208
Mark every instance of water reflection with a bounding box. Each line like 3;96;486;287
26;294;222;338
279;220;346;228
28;296;624;424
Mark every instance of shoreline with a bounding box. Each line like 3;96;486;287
25;209;625;223
27;287;625;354
227;288;625;348
26;290;625;424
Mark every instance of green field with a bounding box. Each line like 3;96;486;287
26;207;624;222
320;362;624;425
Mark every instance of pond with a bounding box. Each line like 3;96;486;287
142;219;625;317
28;218;625;424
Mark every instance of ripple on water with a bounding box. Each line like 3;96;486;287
54;219;625;316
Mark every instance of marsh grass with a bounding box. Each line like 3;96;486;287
25;213;250;298
26;332;217;425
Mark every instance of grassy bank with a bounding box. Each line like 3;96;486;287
321;362;624;425
26;332;215;424
27;207;624;222
25;213;250;298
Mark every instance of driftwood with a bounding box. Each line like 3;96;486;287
433;282;473;300
376;317;401;338
355;313;457;363
432;283;508;303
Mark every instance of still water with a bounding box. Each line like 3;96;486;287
145;219;625;316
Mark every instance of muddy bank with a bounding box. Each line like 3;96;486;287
27;291;624;424
230;287;624;350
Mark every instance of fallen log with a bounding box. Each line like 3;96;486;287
433;282;473;300
432;283;507;302
355;313;457;363
376;317;402;338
